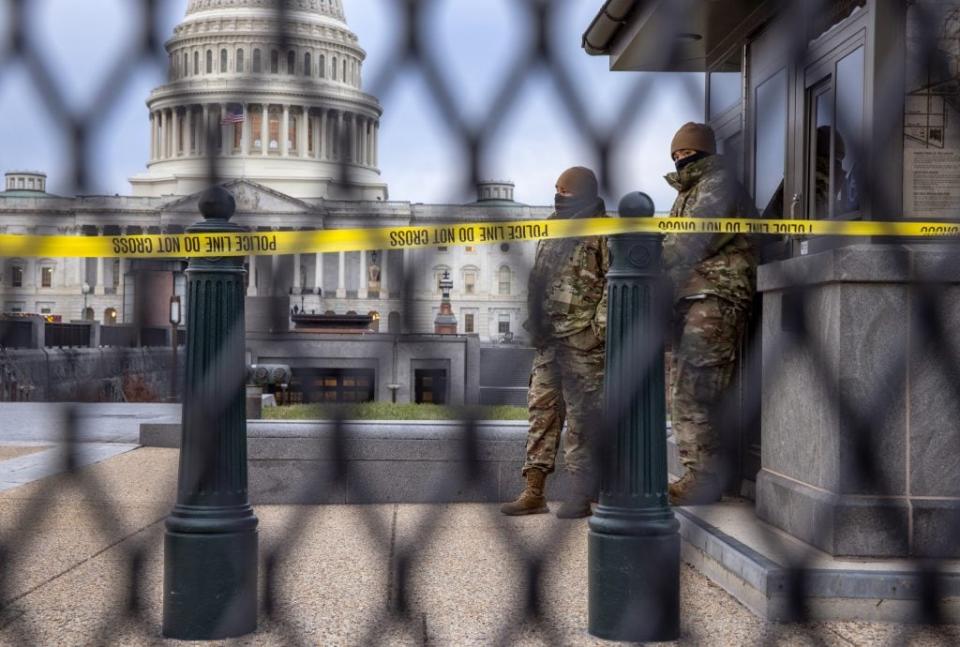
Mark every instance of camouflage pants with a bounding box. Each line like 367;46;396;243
522;328;605;477
671;295;747;475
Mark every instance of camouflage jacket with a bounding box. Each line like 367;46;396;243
663;155;757;308
525;213;610;344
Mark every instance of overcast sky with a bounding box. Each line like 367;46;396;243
0;0;704;209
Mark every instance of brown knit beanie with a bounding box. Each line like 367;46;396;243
670;122;717;156
556;166;599;198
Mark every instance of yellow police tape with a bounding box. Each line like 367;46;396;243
1;216;959;258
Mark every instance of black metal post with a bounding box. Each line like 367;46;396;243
162;187;258;640
588;192;680;642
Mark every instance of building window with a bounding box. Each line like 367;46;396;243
194;51;199;75
498;266;511;295
268;108;280;151
319;54;326;78
342;59;347;82
834;46;864;216
206;49;213;74
332;56;338;80
463;270;477;294
498;314;511;334
304;52;312;76
754;68;787;216
40;266;53;288
6;302;24;314
465;245;475;253
288;112;298;152
104;308;118;325
287;50;296;74
37;303;53;315
253;48;262;73
709;48;742;120
236;48;244;73
220;49;228;73
10;265;23;288
251;106;263;150
415;369;447;405
183;52;189;76
271;50;279;73
464;313;475;334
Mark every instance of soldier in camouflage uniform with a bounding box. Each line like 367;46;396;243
501;166;609;519
663;123;757;505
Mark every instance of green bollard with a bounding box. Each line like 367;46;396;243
162;187;259;640
588;191;680;642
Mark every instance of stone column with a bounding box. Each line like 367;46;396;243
281;105;289;156
374;122;379;168
261;105;269;157
221;104;230;155
158;110;166;159
172;108;181;157
201;104;210;155
241;103;250;155
299;106;309;157
292;251;301;295
336;111;343;161
95;227;105;295
381;250;389;297
319;109;327;160
314;252;323;295
337;251;346;298
247;255;257;296
350;115;358;163
185;107;194;155
270;228;279;295
358;249;367;298
149;113;156;161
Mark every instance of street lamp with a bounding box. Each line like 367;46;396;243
81;282;91;320
169;295;181;402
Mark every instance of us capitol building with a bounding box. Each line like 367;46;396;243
0;0;549;345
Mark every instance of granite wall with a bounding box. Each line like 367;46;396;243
757;244;960;558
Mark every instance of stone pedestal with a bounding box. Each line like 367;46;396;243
757;244;960;558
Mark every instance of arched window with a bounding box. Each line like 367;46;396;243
332;56;337;80
220;49;228;73
194;51;199;75
183;52;189;76
498;266;512;296
304;52;312;76
287;50;295;74
270;50;279;73
342;59;347;82
206;49;213;74
319;54;326;78
236;48;244;73
253;48;262;73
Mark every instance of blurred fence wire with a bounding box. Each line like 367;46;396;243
0;0;959;645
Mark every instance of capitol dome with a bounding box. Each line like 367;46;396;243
129;0;387;200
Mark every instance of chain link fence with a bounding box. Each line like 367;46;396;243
0;0;959;644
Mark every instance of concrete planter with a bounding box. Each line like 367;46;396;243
140;419;578;504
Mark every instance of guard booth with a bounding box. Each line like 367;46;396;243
584;0;960;560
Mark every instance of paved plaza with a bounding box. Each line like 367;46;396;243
0;424;955;646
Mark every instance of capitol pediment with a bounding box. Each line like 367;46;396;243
161;180;322;216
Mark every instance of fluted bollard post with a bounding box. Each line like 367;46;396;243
163;187;258;640
588;192;680;642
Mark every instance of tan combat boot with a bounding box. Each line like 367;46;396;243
668;471;722;506
500;470;549;516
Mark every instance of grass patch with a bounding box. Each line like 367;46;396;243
262;402;528;421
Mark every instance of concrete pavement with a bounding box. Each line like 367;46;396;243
0;447;956;646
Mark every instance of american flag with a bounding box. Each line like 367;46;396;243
221;109;245;124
